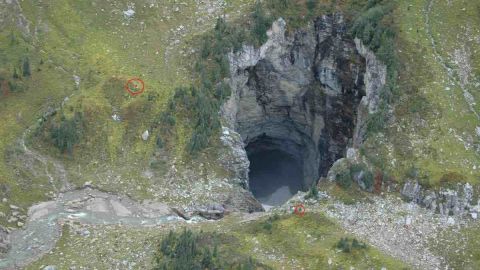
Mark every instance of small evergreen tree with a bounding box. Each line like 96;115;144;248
201;248;213;269
305;182;319;199
22;57;31;77
12;68;19;79
336;237;351;253
362;170;374;190
9;31;18;45
336;169;353;189
252;2;272;45
307;0;318;12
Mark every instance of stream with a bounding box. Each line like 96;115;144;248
0;188;187;269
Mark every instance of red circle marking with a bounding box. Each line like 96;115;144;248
294;204;306;217
125;78;145;96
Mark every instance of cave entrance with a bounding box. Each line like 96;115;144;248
246;134;310;206
248;149;303;206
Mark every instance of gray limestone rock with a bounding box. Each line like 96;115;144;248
0;226;10;254
223;15;367;190
401;180;423;203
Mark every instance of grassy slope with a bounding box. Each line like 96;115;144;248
363;0;480;186
26;212;409;269
0;0;251;223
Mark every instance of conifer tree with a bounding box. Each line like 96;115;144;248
22;57;31;77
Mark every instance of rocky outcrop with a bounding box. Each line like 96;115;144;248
218;126;250;188
352;38;387;147
222;14;367;190
353;38;387;114
224;188;264;213
0;226;10;256
0;0;30;35
401;180;479;219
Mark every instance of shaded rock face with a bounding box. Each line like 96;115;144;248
223;14;367;196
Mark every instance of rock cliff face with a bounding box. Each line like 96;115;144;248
401;180;480;219
222;14;372;191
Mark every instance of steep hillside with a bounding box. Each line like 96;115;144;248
363;0;480;186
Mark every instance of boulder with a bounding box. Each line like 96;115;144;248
196;209;224;220
224;188;264;213
141;130;149;141
171;207;191;220
401;180;422;203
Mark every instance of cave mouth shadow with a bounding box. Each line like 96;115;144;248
247;147;304;206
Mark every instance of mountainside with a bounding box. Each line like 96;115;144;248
0;0;480;269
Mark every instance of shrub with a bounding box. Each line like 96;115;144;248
362;169;374;190
374;170;383;193
156;136;164;149
261;214;280;234
439;172;464;189
336;237;367;253
252;2;272;45
336;237;351;252
307;0;318;12
350;163;374;190
12;68;19;79
366;106;388;134
262;221;273;232
266;0;290;10
305;183;319;199
336;169;353;189
22;57;31;77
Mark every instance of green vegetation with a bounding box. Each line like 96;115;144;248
261;214;281;234
154;229;269;270
333;161;375;191
336;167;354;189
236;212;408;269
155;229;216;270
252;3;273;46
350;0;398;134
359;0;480;186
0;0;254;222
305;183;319;200
22;57;31;77
350;163;374;190
439;171;465;189
336;237;368;253
49;112;84;154
157;16;242;155
157;7;271;155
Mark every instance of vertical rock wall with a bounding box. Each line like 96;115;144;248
222;14;372;190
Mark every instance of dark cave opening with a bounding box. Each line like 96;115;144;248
246;135;306;206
